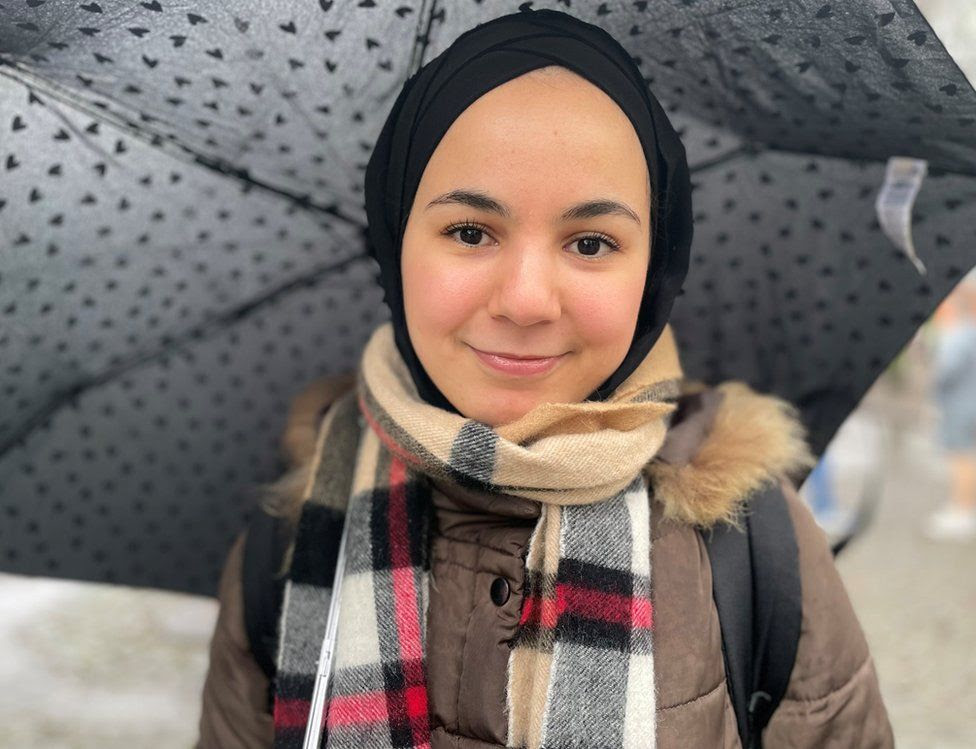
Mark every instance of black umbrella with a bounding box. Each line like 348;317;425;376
1;0;974;596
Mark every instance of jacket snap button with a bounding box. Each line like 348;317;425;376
490;576;510;606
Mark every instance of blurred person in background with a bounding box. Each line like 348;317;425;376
806;452;847;536
925;269;976;541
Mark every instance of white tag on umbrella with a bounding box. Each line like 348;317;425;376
875;156;928;275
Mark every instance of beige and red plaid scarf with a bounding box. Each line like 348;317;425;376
273;320;684;749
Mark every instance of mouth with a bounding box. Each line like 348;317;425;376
466;344;568;377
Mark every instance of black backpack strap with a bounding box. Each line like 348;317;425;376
242;506;290;711
746;482;803;742
701;497;754;744
700;480;802;749
242;507;289;678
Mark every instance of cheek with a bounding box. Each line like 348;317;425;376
402;250;485;336
568;270;646;351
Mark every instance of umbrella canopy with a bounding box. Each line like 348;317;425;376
1;0;974;596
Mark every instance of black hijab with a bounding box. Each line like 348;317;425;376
363;7;693;414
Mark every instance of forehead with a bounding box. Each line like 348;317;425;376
417;67;651;208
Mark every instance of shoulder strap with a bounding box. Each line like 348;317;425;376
699;481;802;749
242;506;289;693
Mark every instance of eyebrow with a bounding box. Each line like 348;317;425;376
425;189;642;227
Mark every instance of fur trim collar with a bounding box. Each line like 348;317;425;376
645;381;815;528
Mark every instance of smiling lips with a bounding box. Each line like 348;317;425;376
468;345;568;376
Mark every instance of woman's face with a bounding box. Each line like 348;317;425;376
401;65;652;426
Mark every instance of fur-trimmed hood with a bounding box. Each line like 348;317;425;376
646;380;815;527
262;374;814;529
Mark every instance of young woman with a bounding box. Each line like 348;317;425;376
196;9;893;748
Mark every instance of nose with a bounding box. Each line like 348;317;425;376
486;242;562;327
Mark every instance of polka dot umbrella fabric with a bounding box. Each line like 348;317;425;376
1;0;974;595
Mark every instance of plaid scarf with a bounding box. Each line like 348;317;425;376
272;321;684;749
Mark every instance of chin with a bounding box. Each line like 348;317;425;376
453;380;558;427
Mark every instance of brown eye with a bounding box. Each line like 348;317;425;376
457;227;484;246
576;237;602;256
568;234;619;259
443;221;491;248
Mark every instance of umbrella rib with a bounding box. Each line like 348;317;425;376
0;251;373;460
408;0;441;75
0;63;366;230
689;143;758;174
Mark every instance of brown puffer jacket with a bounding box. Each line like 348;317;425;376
195;375;894;748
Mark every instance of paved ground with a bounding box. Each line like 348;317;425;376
815;370;976;748
0;575;216;748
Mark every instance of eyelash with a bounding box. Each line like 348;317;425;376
441;219;622;258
